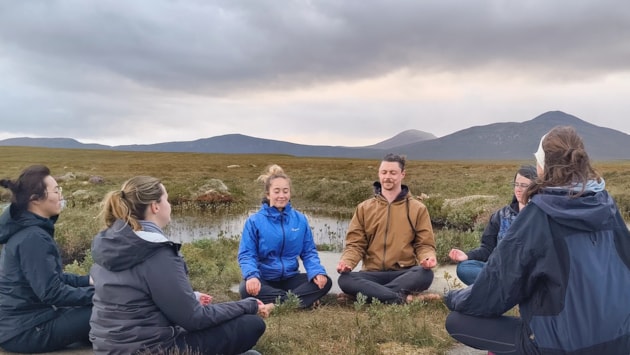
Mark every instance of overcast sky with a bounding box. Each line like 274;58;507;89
1;1;630;147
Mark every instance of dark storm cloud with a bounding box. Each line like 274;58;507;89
1;1;629;95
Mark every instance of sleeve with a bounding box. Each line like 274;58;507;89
61;273;91;287
19;232;94;306
444;206;548;316
237;217;261;280
299;214;327;280
412;201;436;262
466;209;501;261
340;206;368;269
146;250;258;331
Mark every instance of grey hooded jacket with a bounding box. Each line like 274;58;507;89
89;219;259;355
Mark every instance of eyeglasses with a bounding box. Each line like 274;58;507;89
48;186;63;196
512;183;530;189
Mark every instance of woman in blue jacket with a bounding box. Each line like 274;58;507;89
445;126;630;354
238;164;332;308
0;165;94;353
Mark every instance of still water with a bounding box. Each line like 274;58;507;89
166;208;350;250
0;203;350;250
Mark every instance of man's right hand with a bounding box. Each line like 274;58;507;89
336;260;352;274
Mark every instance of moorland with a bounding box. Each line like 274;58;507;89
2;146;630;354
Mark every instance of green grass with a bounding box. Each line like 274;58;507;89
4;147;630;354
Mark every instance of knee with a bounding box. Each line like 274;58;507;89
244;314;266;337
445;311;463;335
323;275;333;291
411;266;434;281
238;281;249;299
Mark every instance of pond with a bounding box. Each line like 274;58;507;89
166;208;350;251
0;202;351;251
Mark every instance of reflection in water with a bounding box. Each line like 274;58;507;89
166;209;350;250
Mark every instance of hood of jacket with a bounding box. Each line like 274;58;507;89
530;188;616;232
0;204;57;244
372;182;410;201
92;219;178;272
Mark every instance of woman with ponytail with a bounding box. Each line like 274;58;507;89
90;176;271;355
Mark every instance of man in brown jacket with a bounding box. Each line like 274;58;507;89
336;153;437;304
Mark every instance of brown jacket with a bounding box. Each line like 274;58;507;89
341;183;436;271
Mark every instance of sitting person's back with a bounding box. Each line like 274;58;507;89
90;176;272;355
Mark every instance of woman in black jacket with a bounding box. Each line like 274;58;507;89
0;165;94;353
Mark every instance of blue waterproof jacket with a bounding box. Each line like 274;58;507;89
238;201;327;282
0;205;93;344
446;188;630;354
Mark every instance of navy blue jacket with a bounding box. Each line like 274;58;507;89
238;201;326;282
446;189;630;354
0;205;93;343
466;197;520;262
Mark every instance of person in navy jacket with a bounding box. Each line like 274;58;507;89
445;126;630;354
238;164;332;308
0;165;94;353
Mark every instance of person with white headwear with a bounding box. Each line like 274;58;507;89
444;126;630;354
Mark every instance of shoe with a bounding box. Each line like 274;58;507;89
239;350;262;355
336;292;356;304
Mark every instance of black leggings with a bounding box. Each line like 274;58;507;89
171;314;266;355
0;306;91;353
239;273;332;308
445;311;527;354
337;266;434;304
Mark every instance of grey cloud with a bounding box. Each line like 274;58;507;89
1;1;630;95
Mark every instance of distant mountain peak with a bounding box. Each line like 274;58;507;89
530;110;587;125
1;111;628;160
365;129;437;150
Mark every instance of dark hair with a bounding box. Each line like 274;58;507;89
0;165;50;216
515;165;537;181
383;153;406;171
525;126;600;200
99;176;164;231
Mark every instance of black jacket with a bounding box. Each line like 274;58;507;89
0;205;93;343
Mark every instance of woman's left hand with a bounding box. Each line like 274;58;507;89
198;293;213;305
313;274;327;289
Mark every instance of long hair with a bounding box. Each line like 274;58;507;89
99;176;164;231
525;126;601;200
257;164;291;200
0;165;50;217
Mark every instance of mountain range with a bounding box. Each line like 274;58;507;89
2;111;629;160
